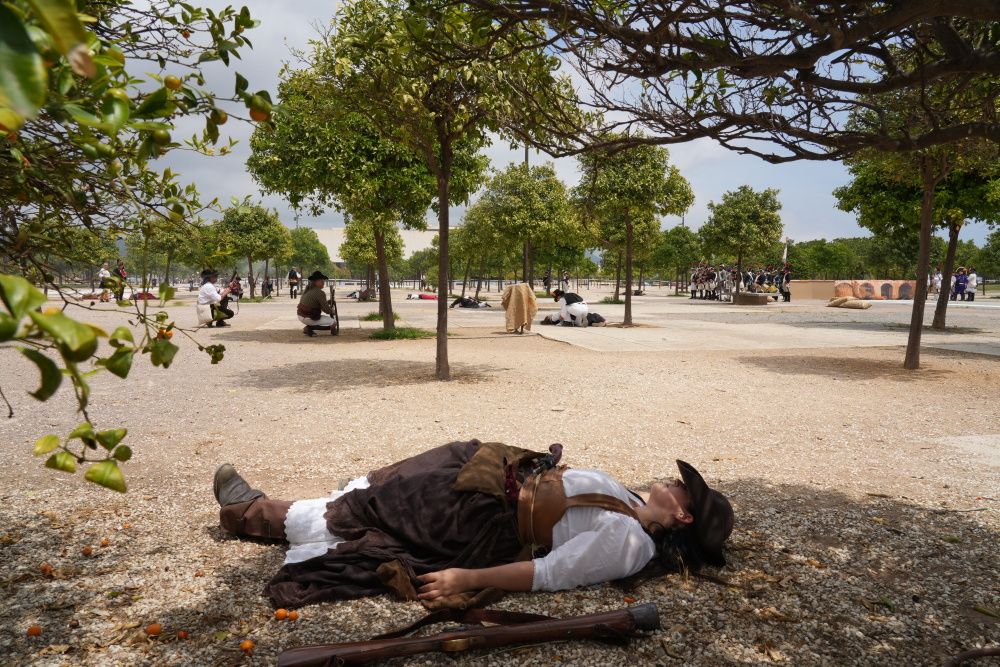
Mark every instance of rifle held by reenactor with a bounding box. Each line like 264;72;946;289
276;603;659;667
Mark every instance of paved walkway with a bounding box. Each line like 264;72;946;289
248;289;1000;357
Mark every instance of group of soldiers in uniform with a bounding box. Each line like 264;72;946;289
689;264;792;302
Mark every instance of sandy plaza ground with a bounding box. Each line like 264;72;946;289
0;286;998;666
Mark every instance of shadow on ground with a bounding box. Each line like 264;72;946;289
210;327;377;346
737;353;955;381
1;478;996;666
245;358;496;390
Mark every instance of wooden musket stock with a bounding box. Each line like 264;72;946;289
277;603;659;667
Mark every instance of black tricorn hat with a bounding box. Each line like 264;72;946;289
307;270;328;281
676;460;734;567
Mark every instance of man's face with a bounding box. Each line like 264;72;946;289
313;279;325;288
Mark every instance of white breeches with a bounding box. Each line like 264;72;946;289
298;314;336;327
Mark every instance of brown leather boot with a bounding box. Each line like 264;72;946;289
214;464;291;541
219;497;292;541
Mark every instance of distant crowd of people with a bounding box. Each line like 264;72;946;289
689;264;792;303
930;267;978;302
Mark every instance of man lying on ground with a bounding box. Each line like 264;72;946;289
212;440;734;609
450;296;492;308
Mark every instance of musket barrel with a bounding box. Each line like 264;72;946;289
276;604;659;667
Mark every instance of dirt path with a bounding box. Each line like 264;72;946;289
1;298;997;666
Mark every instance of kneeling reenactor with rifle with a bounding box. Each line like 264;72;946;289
296;271;335;336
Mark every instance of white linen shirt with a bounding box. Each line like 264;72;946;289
531;469;656;591
197;281;223;306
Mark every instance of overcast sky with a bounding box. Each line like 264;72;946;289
160;0;993;244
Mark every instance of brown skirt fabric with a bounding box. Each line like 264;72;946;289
264;440;524;609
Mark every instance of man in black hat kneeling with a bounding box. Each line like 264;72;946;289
296;271;335;336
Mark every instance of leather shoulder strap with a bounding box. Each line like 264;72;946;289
564;493;641;522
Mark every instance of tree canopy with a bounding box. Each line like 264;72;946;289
217;203;290;297
311;0;578;376
699;186;783;285
576;142;693;323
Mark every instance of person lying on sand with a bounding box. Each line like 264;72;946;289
212;440;734;609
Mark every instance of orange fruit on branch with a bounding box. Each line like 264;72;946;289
164;75;182;91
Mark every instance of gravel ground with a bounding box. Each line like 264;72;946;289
1;294;998;666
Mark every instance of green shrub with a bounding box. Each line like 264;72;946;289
360;311;400;321
600;296;624;304
369;327;434;340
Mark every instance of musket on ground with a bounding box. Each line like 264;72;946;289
276;603;660;667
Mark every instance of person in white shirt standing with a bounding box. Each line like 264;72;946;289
96;262;111;302
196;269;234;327
966;267;978;302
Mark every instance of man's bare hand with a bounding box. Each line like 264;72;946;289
416;568;474;600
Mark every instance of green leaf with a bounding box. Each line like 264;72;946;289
20;348;62;400
109;325;133;347
0;4;48;124
0;274;46;319
28;310;99;362
33;434;61;456
112;445;132;462
134;87;170;118
0;312;19;341
149;337;178;368
45;450;76;473
158;283;175;301
62;103;103;129
84;459;126;492
127;120;171;131
68;422;95;440
101;96;129;132
98;346;133;378
234;72;248;95
95;428;126;450
23;0;90;59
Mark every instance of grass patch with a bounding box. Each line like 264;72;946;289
535;290;552;299
241;296;273;303
369;327;434;340
360;311;400;321
600;296;625;304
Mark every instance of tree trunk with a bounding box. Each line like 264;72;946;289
675;269;680;296
903;157;940;370
624;221;634;325
264;257;270;283
613;253;622;301
736;254;742;293
165;248;174;286
246;255;255;298
528;245;535;288
931;220;960;330
461;258;471;298
374;227;395;330
435;159;452;380
522;240;530;283
475;258;485;299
